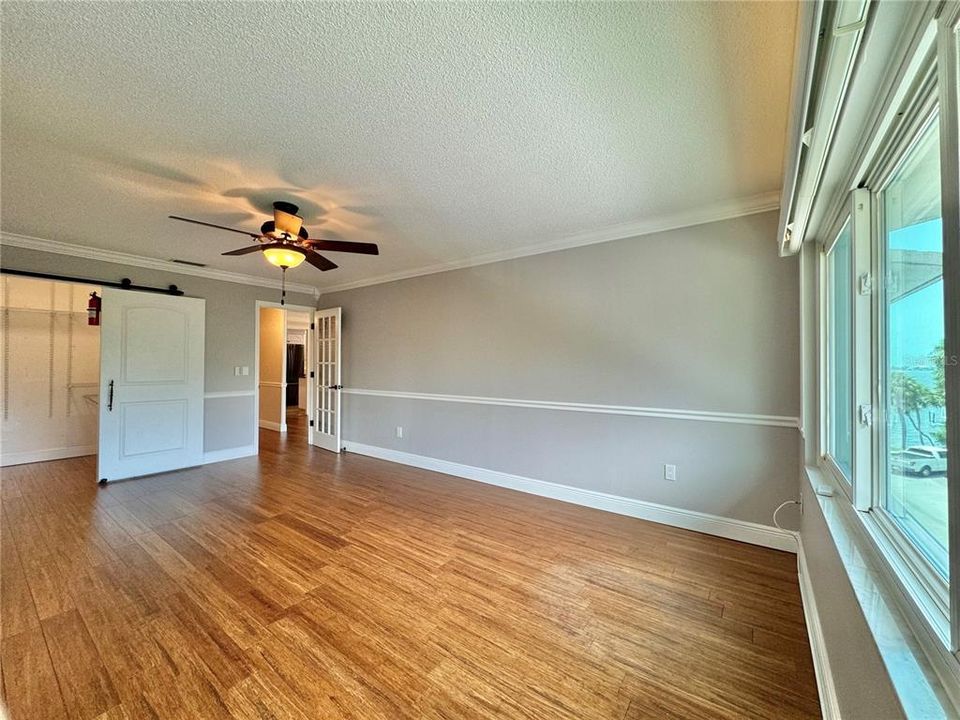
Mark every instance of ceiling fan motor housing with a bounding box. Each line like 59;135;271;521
270;201;304;241
272;201;299;215
260;220;309;241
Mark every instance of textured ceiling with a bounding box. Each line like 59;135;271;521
1;1;797;290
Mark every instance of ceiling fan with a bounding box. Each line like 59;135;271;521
168;201;379;273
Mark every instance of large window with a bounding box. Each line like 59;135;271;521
826;220;854;483
879;116;949;577
816;20;958;650
809;5;960;691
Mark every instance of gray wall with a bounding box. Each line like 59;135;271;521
323;211;802;526
0;245;315;455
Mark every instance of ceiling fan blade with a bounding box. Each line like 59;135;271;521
169;215;260;238
221;245;264;256
304;250;338;271
304;239;379;255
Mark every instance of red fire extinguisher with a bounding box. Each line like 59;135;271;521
87;291;101;326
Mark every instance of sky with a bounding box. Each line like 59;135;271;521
889;218;945;365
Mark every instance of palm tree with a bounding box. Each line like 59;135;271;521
932;340;946;399
890;371;937;448
929;341;947;444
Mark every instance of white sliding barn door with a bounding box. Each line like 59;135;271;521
311;307;341;453
98;288;205;482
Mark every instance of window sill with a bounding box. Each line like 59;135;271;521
804;464;960;718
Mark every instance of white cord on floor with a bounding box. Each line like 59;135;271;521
773;499;801;530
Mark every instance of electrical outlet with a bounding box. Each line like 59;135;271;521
664;464;677;482
396;426;403;439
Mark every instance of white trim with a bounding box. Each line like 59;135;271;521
311;306;342;453
258;420;286;432
778;0;872;255
937;3;960;654
202;444;257;465
319;192;781;294
204;390;256;399
778;0;826;254
343;440;798;553
850;188;872;513
258;381;286;388
0;231;320;297
2;195;779;300
836;11;939;225
797;539;842;720
0;445;96;467
786;3;939;253
342;388;801;430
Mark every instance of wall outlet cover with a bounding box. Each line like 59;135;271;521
664;464;677;481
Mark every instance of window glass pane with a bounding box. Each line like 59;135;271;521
882;116;948;577
827;221;853;480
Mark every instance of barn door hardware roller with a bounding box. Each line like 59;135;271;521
0;269;184;296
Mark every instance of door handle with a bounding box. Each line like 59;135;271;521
107;380;114;412
327;384;343;390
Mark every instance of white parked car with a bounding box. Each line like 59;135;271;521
891;446;949;477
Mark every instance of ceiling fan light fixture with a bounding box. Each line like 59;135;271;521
263;245;306;269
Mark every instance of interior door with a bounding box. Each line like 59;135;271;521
98;288;205;482
311;307;341;453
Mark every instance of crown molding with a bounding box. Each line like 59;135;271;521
0;231;320;297
1;190;780;299
318;190;782;295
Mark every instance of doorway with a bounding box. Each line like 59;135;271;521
0;275;101;466
256;302;314;450
1;273;206;482
284;309;311;442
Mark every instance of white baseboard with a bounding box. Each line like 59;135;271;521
202;444;257;465
798;540;841;719
258;420;286;432
343;441;798;553
0;445;96;467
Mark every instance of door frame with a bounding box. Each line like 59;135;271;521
253;300;315;454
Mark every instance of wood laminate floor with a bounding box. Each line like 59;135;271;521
0;429;820;719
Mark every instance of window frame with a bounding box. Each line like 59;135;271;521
868;100;952;632
936;4;960;655
821;214;855;495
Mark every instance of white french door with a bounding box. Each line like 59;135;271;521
310;307;341;453
98;288;205;482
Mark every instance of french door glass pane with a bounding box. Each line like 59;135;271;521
828;221;853;481
882;116;948;577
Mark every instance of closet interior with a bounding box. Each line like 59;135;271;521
0;275;101;466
